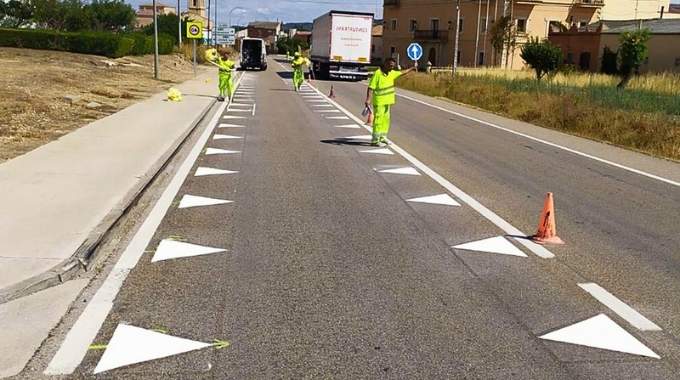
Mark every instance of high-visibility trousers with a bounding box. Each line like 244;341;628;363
371;104;391;143
219;72;233;97
293;68;304;89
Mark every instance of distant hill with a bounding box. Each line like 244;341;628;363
283;23;313;32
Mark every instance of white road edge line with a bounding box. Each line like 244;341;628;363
398;93;680;188
44;73;245;376
578;283;661;331
306;81;555;259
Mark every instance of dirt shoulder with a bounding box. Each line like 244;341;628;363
0;48;208;162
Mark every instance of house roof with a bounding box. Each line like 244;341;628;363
248;21;282;29
585;19;680;34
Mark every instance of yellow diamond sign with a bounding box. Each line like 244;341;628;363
186;21;203;39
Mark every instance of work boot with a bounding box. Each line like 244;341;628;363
217;96;225;102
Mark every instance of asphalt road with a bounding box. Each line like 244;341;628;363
39;58;680;379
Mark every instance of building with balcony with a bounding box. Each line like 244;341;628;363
382;0;677;70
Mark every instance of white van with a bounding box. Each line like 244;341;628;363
240;38;267;70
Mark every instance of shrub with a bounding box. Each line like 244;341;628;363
0;28;174;57
617;29;651;89
520;37;563;80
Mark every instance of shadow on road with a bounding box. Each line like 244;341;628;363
321;138;373;147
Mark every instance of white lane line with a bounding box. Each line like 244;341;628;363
307;82;555;259
44;74;244;376
398;93;680;188
252;103;257;116
578;283;661;331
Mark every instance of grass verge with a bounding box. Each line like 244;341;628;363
397;71;680;161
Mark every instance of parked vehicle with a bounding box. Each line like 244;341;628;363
311;11;373;80
240;38;267;70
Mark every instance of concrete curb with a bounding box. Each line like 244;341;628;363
0;73;241;304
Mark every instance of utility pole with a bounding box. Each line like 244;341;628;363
152;0;160;79
177;0;182;48
214;0;219;46
474;0;482;67
207;0;211;45
483;0;490;66
453;0;461;74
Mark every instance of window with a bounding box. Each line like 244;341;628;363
431;18;439;31
192;0;196;6
549;20;563;33
478;51;485;65
390;46;396;57
372;44;375;53
516;18;527;33
409;19;417;32
579;20;588;28
391;19;397;31
480;18;487;33
456;50;462;64
458;18;464;33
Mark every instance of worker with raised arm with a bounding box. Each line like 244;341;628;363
365;58;415;146
216;51;236;102
291;51;311;91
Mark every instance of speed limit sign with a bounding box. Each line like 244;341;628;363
186;21;203;39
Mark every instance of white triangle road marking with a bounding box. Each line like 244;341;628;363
334;124;362;129
227;109;252;113
152;239;226;262
540;314;660;359
205;148;240;155
343;135;372;140
217;123;246;128
407;194;461;207
360;148;393;155
195;167;238;176
93;324;211;374
453;236;527;257
327;116;349;120
178;195;232;209
316;110;341;113
377;167;420;176
311;104;334;107
213;134;242;140
306;100;328;103
223;115;246;120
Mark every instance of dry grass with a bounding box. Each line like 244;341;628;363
0;47;203;162
397;71;680;161
456;67;680;95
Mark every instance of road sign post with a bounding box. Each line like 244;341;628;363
186;21;203;76
407;42;423;72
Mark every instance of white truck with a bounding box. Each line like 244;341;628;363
310;11;373;80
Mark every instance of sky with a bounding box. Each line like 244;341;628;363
125;0;384;26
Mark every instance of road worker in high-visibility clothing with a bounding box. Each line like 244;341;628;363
365;58;415;146
216;52;235;102
291;52;311;91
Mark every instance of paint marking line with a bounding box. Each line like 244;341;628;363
397;93;680;188
578;283;661;331
306;81;554;259
44;73;245;376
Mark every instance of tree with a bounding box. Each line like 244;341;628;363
0;0;33;28
276;36;309;55
520;37;563;80
489;16;517;68
617;29;650;89
85;0;135;31
143;13;188;45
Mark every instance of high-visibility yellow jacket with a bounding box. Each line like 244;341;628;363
368;69;402;106
217;57;235;74
292;57;310;70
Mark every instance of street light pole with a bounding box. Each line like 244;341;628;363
177;0;182;48
153;0;160;79
453;0;460;75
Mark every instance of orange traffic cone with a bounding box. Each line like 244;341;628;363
329;85;336;98
532;192;565;245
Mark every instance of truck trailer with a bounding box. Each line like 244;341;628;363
310;11;373;80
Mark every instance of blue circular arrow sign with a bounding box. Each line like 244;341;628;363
407;42;423;61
